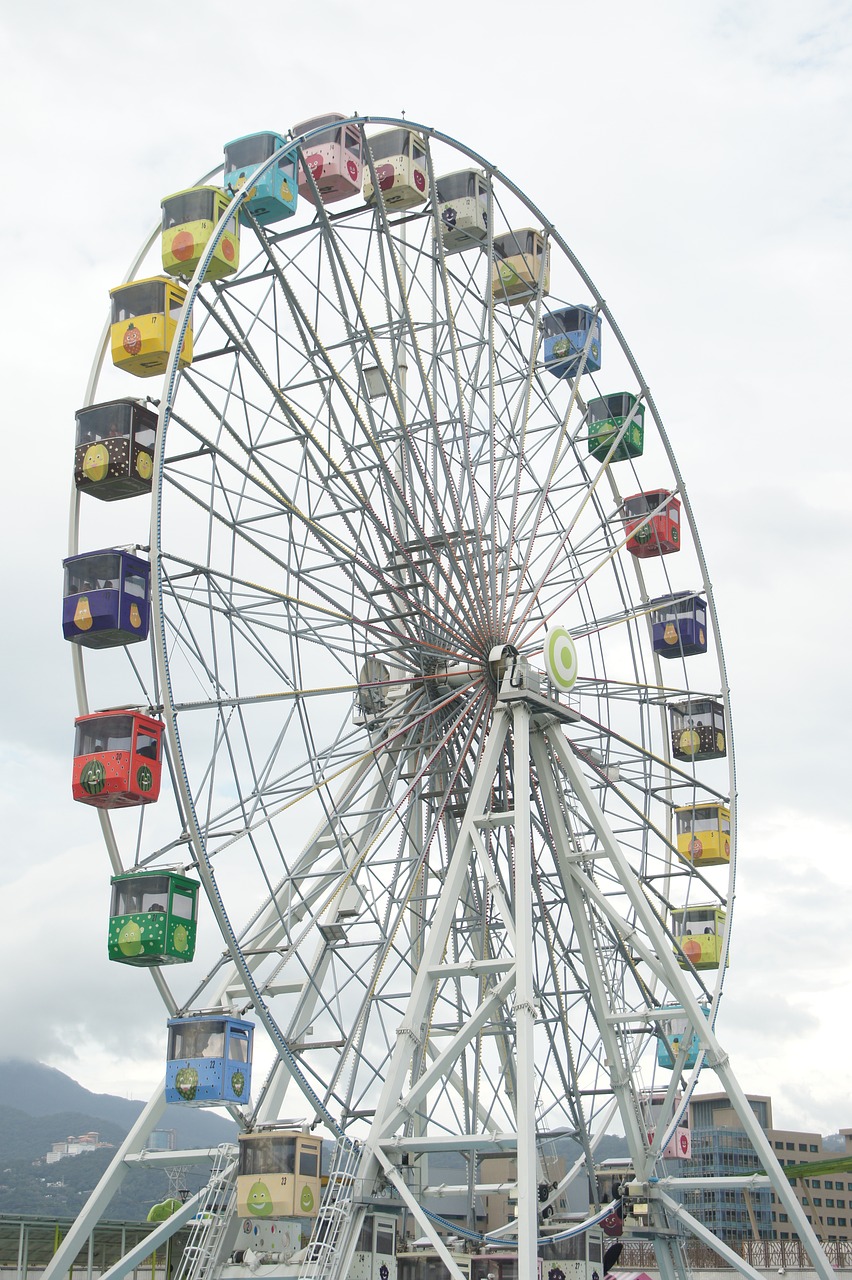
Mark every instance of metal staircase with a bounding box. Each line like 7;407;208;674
173;1143;239;1280
298;1137;362;1280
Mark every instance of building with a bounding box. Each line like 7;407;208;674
683;1092;852;1246
146;1128;177;1152
44;1131;115;1164
684;1094;773;1240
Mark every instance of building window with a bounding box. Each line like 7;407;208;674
838;1200;846;1209
827;1199;835;1208
799;1143;807;1151
775;1141;783;1149
827;1218;836;1227
810;1144;819;1152
786;1142;794;1150
813;1199;822;1207
781;1233;789;1240
813;1180;821;1188
825;1180;833;1189
840;1219;847;1227
780;1214;789;1222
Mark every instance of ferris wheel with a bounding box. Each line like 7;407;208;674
57;116;831;1280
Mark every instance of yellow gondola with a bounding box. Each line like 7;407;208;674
161;186;239;282
109;277;192;378
672;904;727;970
675;802;731;866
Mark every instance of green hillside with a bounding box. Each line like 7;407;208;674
0;1060;236;1221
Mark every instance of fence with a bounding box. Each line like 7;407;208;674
620;1237;852;1270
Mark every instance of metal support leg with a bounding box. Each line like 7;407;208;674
512;704;538;1280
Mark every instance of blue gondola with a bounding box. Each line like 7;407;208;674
650;593;708;658
541;305;601;379
656;1004;711;1069
165;1014;253;1106
223;131;298;227
62;549;150;649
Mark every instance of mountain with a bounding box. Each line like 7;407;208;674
0;1059;237;1219
0;1059;143;1128
0;1059;237;1157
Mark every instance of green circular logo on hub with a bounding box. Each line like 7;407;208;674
544;627;578;691
80;759;106;795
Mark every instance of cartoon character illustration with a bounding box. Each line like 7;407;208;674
175;1066;198;1101
74;597;94;631
246;1180;274;1217
80;758;106;794
83;443;110;483
117;920;143;957
123;324;142;356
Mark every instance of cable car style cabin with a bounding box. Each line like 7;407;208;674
539;1228;606;1280
74;399;157;501
166;1014;253;1106
651;592;707;658
236;1128;322;1219
669;697;726;761
656;1003;711;1069
469;1256;522;1280
587;393;644;463
108;869;198;966
73;710;163;808
622;489;681;557
349;1215;398;1280
672;904;726;970
398;1252;470;1280
435;169;489;251
642;1089;691;1159
161;186;239;282
541;306;601;379
223;131;298;227
675;802;730;866
62;549;150;648
363;128;429;209
109;277;192;378
491;229;551;306
293;112;363;204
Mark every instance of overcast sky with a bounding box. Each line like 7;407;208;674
2;1;851;1137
